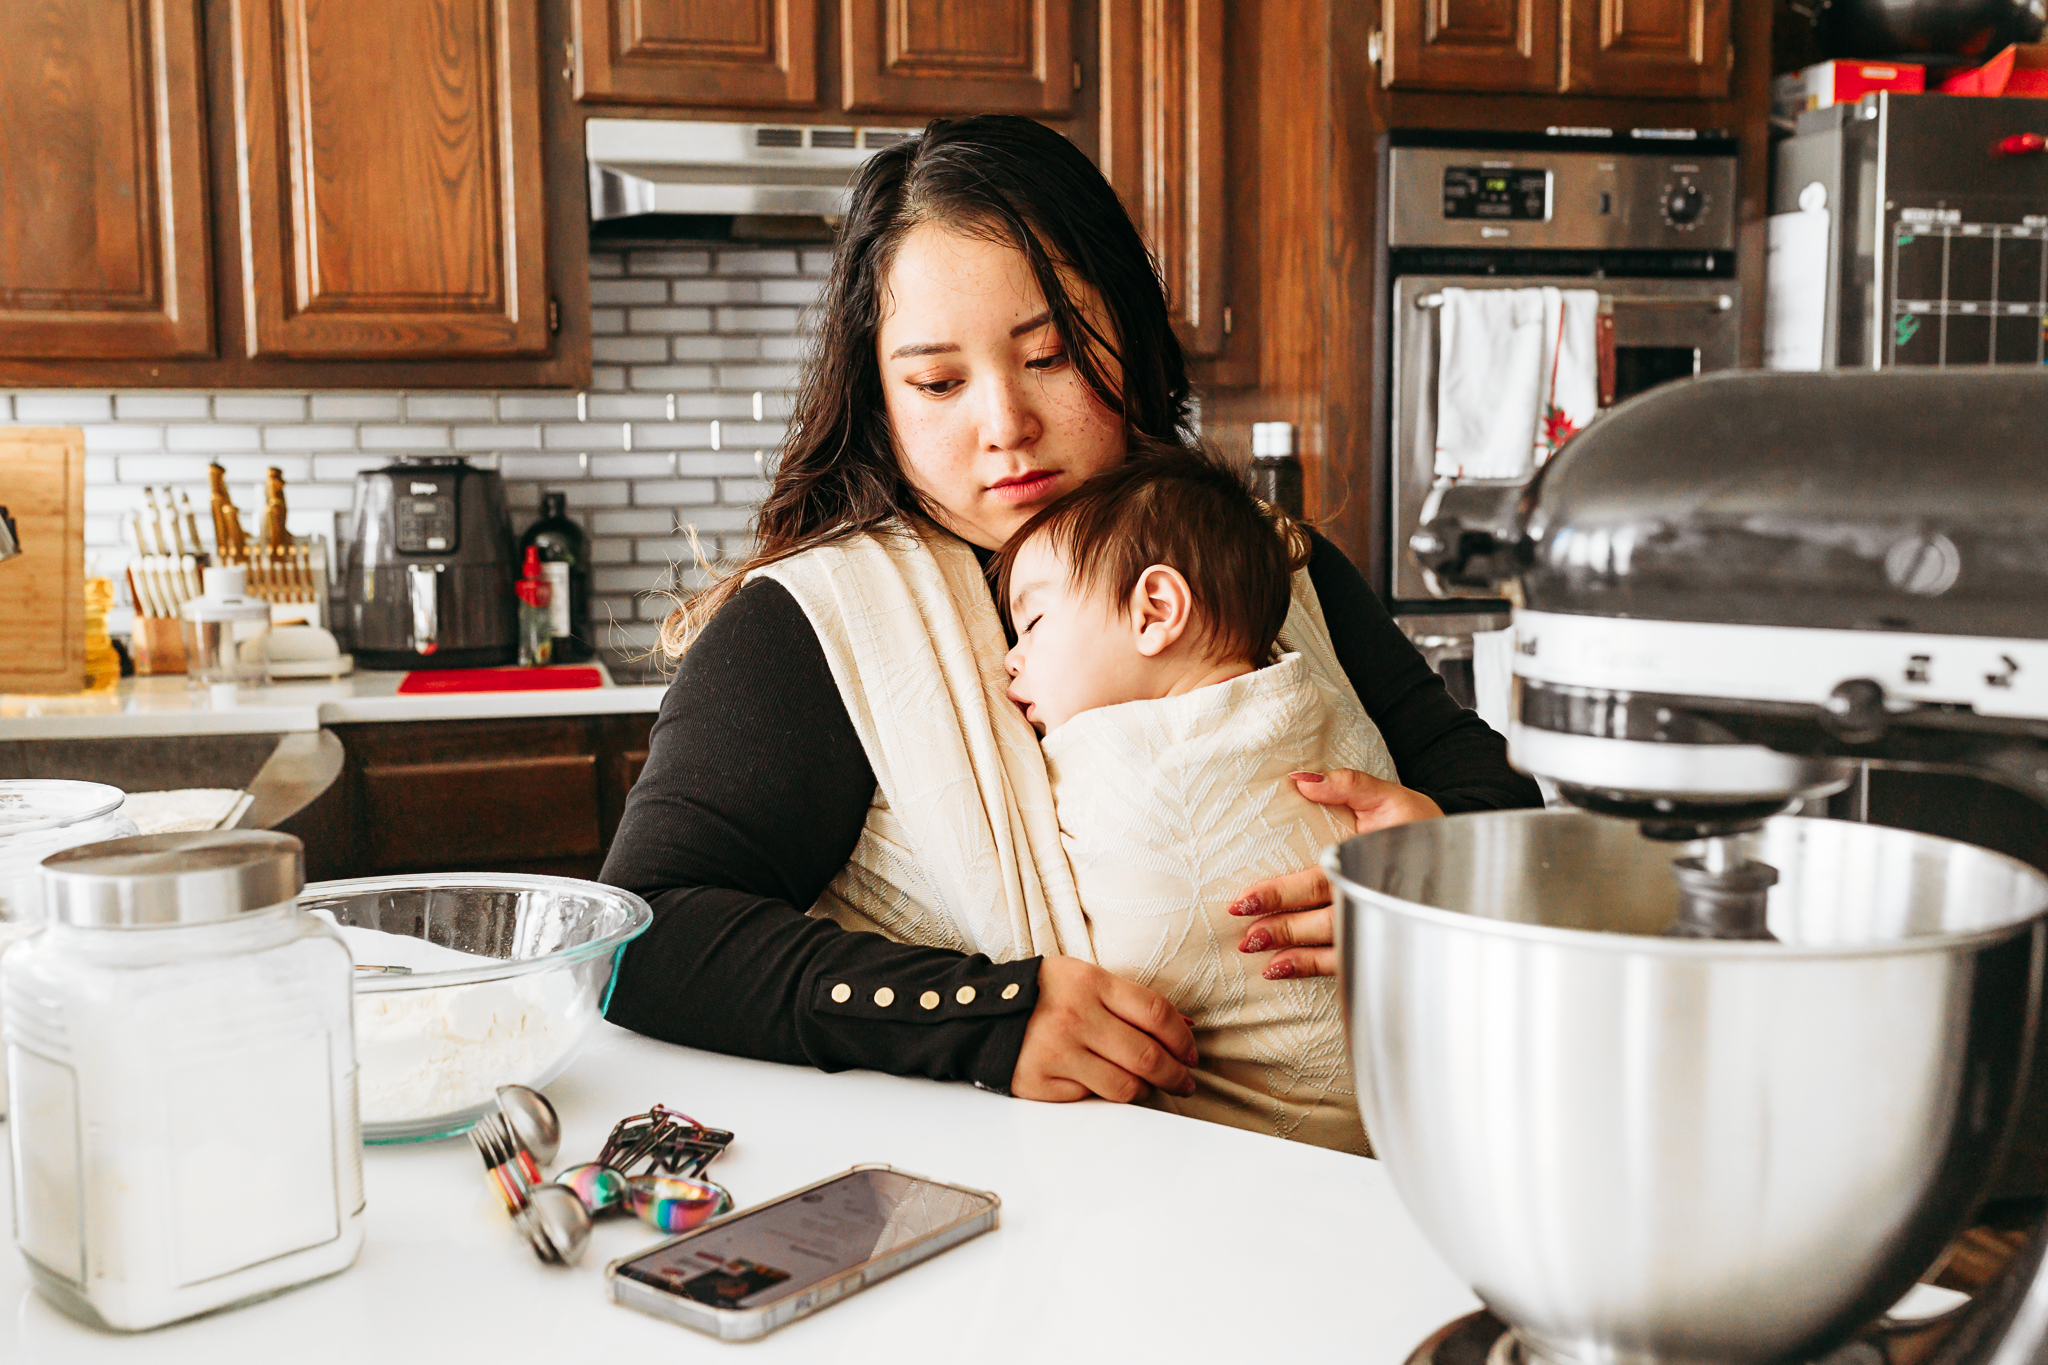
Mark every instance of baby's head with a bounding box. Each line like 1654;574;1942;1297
992;445;1309;734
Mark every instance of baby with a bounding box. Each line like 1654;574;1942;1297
991;449;1398;1154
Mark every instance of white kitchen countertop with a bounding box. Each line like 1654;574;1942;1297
0;1024;1480;1363
0;667;668;741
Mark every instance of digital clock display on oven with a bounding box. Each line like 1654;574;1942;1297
1443;167;1552;221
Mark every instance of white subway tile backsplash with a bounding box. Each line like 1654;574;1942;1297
359;424;453;450
215;395;309;422
309;393;404;421
590;278;668;305
114;394;211;420
626;365;715;391
165;425;261;452
594;509;677;536
81;424;166;452
801;249;834;275
495;394;583;420
262;425;357;451
17;245;804;673
498;454;590;480
631;479;717;505
405;395;495;420
627;249;710;276
714;249;798;276
627;307;711;334
16;393;115;422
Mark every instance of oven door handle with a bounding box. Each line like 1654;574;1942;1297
1412;292;1732;311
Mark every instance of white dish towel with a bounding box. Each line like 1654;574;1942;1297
1435;286;1601;480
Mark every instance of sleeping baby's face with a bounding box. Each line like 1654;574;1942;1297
1002;538;1157;735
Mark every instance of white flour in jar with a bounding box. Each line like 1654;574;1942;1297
321;918;586;1124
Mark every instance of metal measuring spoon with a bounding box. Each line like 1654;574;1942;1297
520;1183;592;1265
495;1084;561;1167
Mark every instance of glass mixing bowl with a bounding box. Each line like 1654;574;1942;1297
299;874;653;1143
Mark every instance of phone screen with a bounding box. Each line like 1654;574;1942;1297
614;1169;989;1311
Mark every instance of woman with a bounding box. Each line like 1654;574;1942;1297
601;115;1540;1112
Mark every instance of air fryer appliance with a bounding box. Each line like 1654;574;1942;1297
343;458;516;670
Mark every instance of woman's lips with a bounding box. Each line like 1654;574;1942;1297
988;470;1061;505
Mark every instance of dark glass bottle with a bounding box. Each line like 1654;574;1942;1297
519;492;593;661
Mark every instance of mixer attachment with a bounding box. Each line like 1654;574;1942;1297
1666;838;1780;942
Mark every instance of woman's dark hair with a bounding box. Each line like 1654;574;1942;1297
989;439;1313;666
660;114;1195;658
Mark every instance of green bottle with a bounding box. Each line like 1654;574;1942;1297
520;491;593;662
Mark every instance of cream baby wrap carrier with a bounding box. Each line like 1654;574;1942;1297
755;525;1396;1152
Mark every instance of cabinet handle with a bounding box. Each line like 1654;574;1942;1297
1072;59;1082;92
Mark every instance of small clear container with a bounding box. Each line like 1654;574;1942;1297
181;566;272;688
5;832;363;1330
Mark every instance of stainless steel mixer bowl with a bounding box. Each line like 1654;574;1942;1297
1327;811;2048;1365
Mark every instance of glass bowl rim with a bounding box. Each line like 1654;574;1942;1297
300;872;653;993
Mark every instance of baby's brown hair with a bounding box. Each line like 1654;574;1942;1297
990;440;1312;665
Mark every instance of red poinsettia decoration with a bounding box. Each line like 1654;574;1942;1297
1540;403;1579;457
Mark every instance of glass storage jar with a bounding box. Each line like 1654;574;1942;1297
0;780;140;1121
180;566;272;689
3;831;363;1331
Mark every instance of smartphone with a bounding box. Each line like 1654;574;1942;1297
605;1164;999;1340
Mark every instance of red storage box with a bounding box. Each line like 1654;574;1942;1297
1774;60;1925;119
1939;45;2048;97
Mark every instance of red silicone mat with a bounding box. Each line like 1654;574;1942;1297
397;666;605;694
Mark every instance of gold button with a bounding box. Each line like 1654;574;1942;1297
830;983;852;1004
955;985;977;1006
874;986;896;1007
1001;983;1020;1000
920;990;940;1010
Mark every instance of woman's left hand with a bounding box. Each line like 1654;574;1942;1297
1227;769;1444;980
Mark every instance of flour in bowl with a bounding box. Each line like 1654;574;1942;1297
322;917;589;1125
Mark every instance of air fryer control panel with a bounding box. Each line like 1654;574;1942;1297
396;478;458;554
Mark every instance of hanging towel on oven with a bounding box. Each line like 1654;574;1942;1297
1435;286;1600;480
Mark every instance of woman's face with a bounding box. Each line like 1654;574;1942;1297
875;223;1126;550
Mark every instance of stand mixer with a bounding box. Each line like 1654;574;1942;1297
1329;368;2048;1365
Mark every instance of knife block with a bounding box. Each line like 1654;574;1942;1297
130;617;189;675
0;427;86;694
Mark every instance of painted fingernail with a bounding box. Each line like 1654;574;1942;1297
1240;928;1272;953
1227;896;1260;916
1264;960;1296;980
1177;1077;1197;1097
1289;771;1326;784
1184;1044;1200;1065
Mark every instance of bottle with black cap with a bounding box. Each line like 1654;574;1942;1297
520;492;593;662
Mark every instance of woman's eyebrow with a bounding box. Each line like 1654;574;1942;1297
888;311;1052;359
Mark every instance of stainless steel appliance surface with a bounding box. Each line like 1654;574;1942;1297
1380;130;1742;618
1770;93;2048;370
586;118;911;226
1330;810;2048;1365
1395;367;2048;1364
341;457;517;670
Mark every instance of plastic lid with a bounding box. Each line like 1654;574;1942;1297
0;780;127;837
41;831;305;928
522;545;544;580
184;565;272;623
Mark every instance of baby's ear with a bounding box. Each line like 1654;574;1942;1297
1129;564;1195;657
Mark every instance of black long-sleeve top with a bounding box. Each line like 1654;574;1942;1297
600;532;1541;1091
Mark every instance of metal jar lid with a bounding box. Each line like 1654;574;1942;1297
40;831;305;928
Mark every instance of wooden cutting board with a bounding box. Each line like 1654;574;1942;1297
0;427;86;694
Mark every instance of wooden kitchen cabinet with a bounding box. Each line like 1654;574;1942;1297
0;0;213;360
0;0;588;388
225;0;553;360
1380;0;1560;94
1565;0;1731;98
320;714;655;881
572;0;821;107
842;0;1074;115
1100;0;1229;359
1379;0;1728;97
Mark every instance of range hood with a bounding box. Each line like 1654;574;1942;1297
586;118;912;225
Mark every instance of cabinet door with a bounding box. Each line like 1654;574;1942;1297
226;0;551;360
0;0;211;359
1381;0;1559;93
1565;0;1729;97
573;0;820;106
842;0;1073;114
1100;0;1226;357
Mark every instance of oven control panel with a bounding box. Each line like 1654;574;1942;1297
1390;143;1736;252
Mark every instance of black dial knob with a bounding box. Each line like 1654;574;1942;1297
1664;181;1704;227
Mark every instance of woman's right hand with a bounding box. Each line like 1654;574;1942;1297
1010;956;1199;1103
